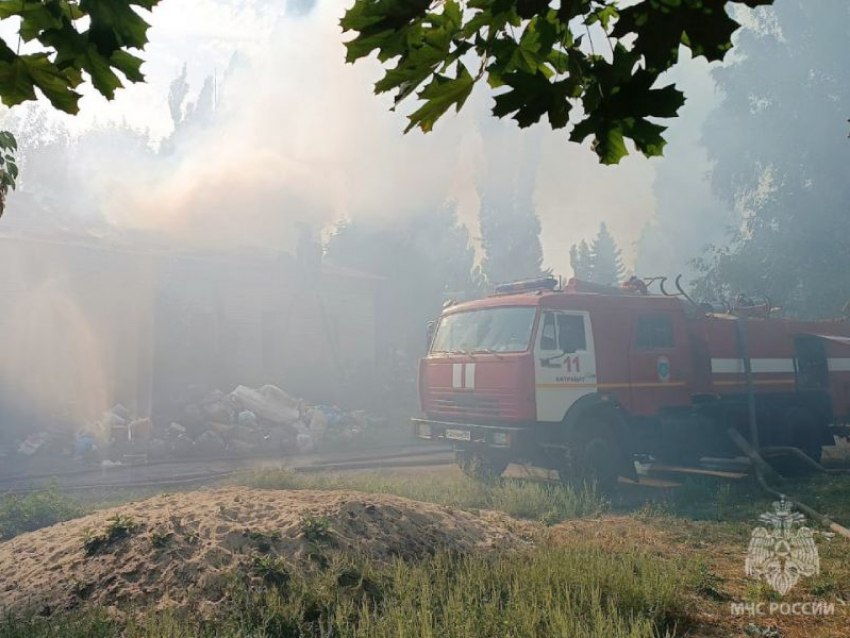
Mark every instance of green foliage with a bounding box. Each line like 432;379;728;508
182;530;200;545
479;192;545;285
693;1;850;318
0;0;163;204
570;221;625;285
0;0;161;115
300;515;333;544
0;129;17;215
83;514;139;556
0;481;84;540
341;0;774;164
250;554;291;589
245;528;282;553
569;239;592;280
149;529;173;549
0;542;701;637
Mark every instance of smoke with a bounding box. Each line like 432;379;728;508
0;281;110;429
2;0;722;273
50;0;480;254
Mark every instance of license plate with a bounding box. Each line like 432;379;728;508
445;428;471;441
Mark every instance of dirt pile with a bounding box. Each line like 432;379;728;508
0;487;521;617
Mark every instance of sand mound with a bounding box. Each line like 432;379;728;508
0;487;521;616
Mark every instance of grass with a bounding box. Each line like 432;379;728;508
0;481;84;541
0;540;702;638
658;473;850;528
239;468;606;524
1;462;847;637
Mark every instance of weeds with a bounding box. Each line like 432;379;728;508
0;481;84;541
0;541;700;638
250;554;290;589
182;530;200;545
244;529;281;552
150;529;173;549
300;516;332;544
83;515;139;556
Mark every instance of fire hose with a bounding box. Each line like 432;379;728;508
731;317;850;539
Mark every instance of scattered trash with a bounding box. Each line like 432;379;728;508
18;432;48;456
231;385;300;425
6;383;377;464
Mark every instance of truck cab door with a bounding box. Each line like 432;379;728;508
534;311;597;422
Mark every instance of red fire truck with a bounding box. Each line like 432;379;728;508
412;277;850;486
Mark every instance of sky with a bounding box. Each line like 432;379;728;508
0;0;725;278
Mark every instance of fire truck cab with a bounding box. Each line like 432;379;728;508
412;277;850;486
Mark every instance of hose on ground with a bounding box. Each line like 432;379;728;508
728;427;850;540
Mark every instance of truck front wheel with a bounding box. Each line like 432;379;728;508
558;420;621;492
455;449;509;482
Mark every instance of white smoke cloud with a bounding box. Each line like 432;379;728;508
3;0;720;274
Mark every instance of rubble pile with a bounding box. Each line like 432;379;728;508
4;384;382;465
137;384;379;461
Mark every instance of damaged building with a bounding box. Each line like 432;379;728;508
0;229;381;447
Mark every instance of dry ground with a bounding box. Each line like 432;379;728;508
0;487;525;618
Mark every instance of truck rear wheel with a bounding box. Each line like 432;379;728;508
455;449;509;482
558;419;621;492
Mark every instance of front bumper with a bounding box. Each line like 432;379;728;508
411;418;525;449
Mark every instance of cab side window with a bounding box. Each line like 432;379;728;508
636;315;674;349
540;312;558;350
557;314;586;352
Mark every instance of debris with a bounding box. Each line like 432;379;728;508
111;404;131;421
237;410;257;428
18;432;48;456
170;434;196;456
232;385;300;425
25;383;379;465
169;422;187;435
74;432;97;458
197;430;226;455
202;400;233;425
129;418;152;441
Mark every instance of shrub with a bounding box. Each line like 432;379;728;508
0;481;84;541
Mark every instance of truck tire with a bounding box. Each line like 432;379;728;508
455;449;509;482
558;418;621;492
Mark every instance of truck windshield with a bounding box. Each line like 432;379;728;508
431;306;537;354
